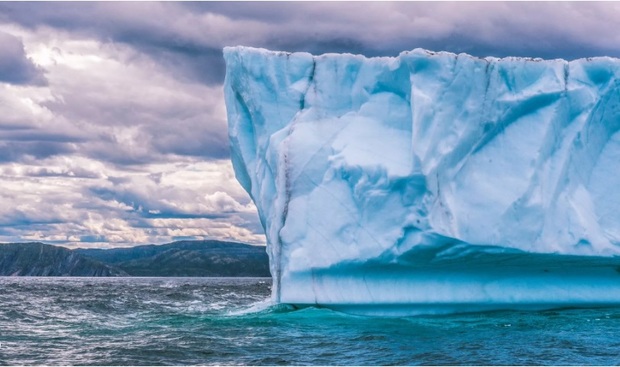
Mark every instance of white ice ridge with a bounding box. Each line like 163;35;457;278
223;46;620;315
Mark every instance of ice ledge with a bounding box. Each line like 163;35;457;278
283;243;620;316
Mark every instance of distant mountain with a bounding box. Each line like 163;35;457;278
76;240;271;277
0;240;271;277
0;242;126;276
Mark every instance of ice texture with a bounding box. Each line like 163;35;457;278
223;46;620;315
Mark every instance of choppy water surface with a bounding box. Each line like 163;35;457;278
0;277;619;365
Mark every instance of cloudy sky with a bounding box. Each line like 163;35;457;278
0;2;619;248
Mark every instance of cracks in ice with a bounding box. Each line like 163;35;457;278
471;90;564;155
299;59;316;111
279;59;315;226
275;58;317;302
563;62;570;92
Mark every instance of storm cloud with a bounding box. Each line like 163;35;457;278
0;30;46;85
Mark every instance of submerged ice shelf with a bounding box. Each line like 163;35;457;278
223;46;620;315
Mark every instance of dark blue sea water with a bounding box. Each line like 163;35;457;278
0;277;619;366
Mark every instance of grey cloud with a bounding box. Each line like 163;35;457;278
0;31;46;85
26;44;229;164
80;143;159;167
112;32;226;85
177;2;294;23
173;2;620;60
87;186;161;215
147;117;229;159
142;212;225;220
0;2;228;85
0;215;62;227
3;2;620;90
261;2;620;60
0;129;85;143
23;167;103;179
0;141;75;162
87;184;234;221
0;3;457;87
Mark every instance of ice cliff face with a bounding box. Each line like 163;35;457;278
224;46;620;315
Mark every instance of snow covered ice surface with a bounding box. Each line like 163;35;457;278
223;46;620;316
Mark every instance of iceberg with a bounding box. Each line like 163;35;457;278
223;46;620;315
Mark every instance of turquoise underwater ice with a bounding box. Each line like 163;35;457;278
224;47;620;315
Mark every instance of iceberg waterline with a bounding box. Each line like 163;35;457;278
223;46;620;315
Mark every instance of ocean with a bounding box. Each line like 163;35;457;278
0;277;619;366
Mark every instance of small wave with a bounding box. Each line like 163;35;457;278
225;298;275;316
224;298;311;316
225;300;354;319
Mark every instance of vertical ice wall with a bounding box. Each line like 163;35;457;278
224;47;620;314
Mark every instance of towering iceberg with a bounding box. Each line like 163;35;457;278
223;46;620;315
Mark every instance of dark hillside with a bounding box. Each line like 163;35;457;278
0;242;126;276
76;240;271;277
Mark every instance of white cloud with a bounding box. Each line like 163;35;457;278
0;155;265;247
